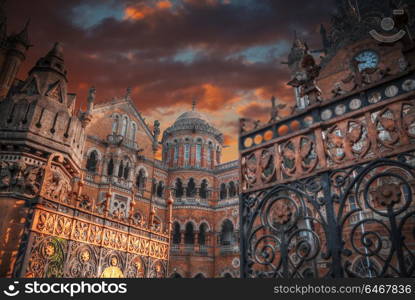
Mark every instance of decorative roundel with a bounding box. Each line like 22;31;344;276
385;85;399;98
354;50;379;72
321;109;333;121
368;92;382;104
335;104;346;116
232;258;240;269
349;98;362;110
402;79;415;92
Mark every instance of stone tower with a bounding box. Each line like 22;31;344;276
0;0;31;98
0;43;88;277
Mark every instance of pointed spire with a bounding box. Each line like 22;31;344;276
192;97;197;111
14;19;31;47
126;87;132;99
47;42;64;60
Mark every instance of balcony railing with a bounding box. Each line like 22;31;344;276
220;244;239;255
107;134;138;150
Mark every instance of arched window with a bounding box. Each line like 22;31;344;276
118;160;124;178
199;223;208;246
184;223;194;245
130;122;136;141
173;222;181;244
136;169;146;190
123;162;130;180
173;143;179;164
223;273;233;278
199;179;208;199
171;272;182;278
220;220;234;246
107;158;114;176
194;273;205;279
207;142;213;167
220;183;227;200
195;143;202;167
157;181;164;198
112;115;119;134
184;143;190;166
228;181;236;197
175;178;184;198
86;150;98;172
121;116;128;137
186;178;196;197
152;180;157;195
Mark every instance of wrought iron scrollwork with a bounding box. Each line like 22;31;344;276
241;155;415;278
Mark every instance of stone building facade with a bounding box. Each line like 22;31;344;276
0;3;239;278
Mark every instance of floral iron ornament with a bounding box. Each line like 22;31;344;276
281;135;318;178
372;183;402;207
326;119;370;164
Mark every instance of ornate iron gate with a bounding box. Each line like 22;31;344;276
239;70;415;278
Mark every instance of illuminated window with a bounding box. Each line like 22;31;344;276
184;144;190;166
121;116;128;137
196;144;201;167
174;144;179;164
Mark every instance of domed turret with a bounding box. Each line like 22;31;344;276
161;100;224;169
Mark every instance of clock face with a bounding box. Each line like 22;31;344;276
354;50;379;72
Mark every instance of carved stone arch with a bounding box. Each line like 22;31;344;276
24;235;67;278
126;255;147;278
195;136;205;143
170;270;184;278
156;180;165;198
220;269;235;278
86;148;101;173
86;147;102;160
186;176;199;185
184;219;198;229
136;165;149;177
217;217;236;232
183;136;193;143
148;259;166;278
66;243;99;278
100;250;126;278
186;177;197;197
198;220;211;232
171;176;184;187
193;272;208;278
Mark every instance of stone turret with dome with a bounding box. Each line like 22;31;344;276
161;99;224;169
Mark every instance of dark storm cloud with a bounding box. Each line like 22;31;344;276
4;0;337;160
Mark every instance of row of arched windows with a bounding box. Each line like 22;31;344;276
220;181;239;200
152;180;165;198
174;178;209;199
165;139;221;168
172;220;235;246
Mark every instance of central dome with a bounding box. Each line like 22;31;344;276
175;110;211;124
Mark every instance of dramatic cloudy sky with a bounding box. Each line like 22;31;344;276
6;0;337;161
